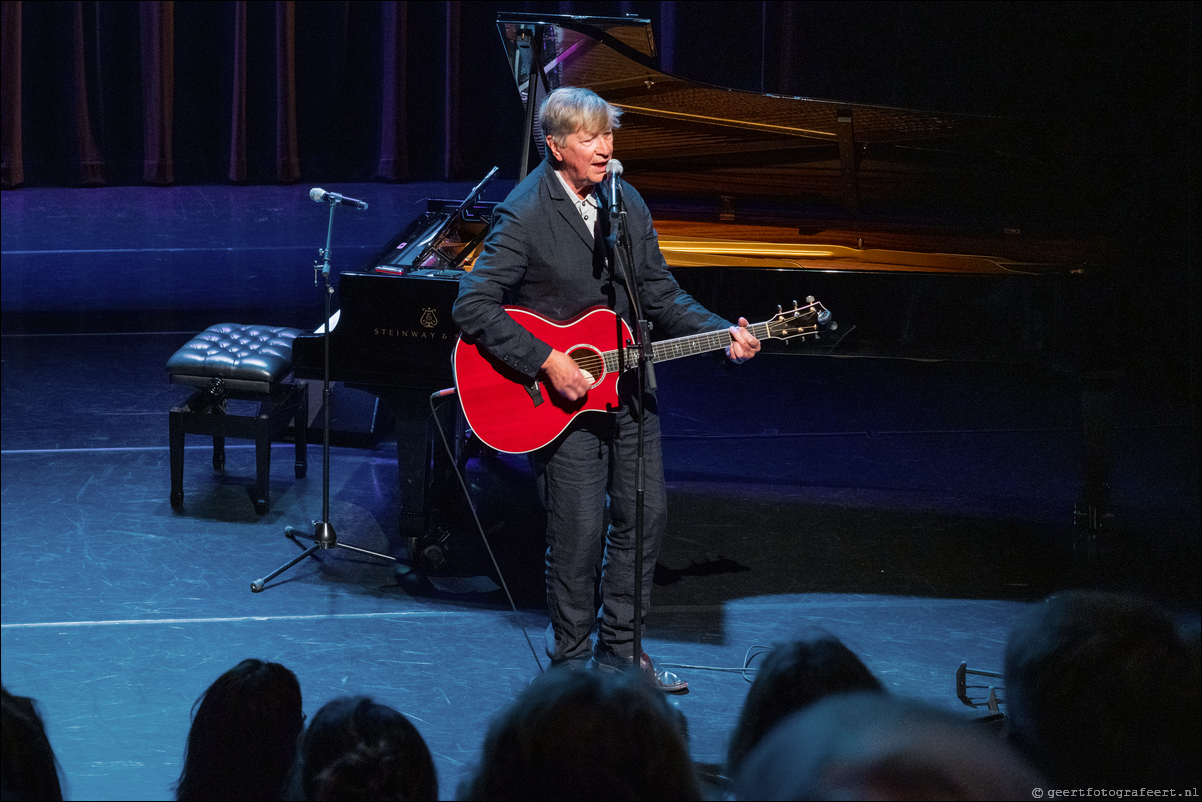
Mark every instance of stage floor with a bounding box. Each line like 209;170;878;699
3;184;1198;800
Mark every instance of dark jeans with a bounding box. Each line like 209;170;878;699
531;400;666;665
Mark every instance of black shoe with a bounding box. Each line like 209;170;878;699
548;655;591;672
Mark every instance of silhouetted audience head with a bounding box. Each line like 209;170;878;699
733;691;1042;800
461;667;701;801
2;686;64;801
174;658;304;801
1004;590;1201;789
289;695;437;801
726;634;884;775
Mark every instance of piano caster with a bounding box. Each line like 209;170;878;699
1073;501;1110;531
409;534;450;574
1072;501;1112;561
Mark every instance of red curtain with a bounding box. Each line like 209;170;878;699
140;0;173;185
443;0;461;182
274;0;298;183
376;1;408;181
1;0;22;187
0;0;687;188
5;0;408;187
71;1;105;185
229;0;247;182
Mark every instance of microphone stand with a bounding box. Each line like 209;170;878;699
605;171;654;669
251;196;395;592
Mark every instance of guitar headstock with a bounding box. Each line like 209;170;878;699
764;297;835;342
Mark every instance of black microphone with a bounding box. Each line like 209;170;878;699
309;187;368;210
606;159;623;215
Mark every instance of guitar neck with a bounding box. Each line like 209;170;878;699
601;321;773;372
649;321;773;364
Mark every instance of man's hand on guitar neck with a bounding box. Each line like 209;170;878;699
726;317;761;364
539;317;759;402
540;349;594;401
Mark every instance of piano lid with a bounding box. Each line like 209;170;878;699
496;13;1101;276
498;14;1007;211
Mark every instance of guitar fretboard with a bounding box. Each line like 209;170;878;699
599;321;776;372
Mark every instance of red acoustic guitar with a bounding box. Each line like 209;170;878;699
453;299;832;454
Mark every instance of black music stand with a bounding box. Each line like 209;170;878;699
251;194;396;593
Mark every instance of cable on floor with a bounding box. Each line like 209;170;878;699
428;390;545;675
659;644;773;684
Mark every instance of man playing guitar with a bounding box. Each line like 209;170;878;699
453;87;760;691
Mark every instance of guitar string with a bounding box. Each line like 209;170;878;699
568;317;816;376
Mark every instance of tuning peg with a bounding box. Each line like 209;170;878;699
777;304;783;314
806;295;815;304
792;299;799;310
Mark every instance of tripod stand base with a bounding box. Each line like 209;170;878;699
251;529;320;592
315;521;337;549
250;524;398;593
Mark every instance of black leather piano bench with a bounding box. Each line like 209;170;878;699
167;323;308;515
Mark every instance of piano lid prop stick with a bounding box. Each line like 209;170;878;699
414;166;500;267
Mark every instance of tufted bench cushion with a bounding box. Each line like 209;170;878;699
167;323;303;393
167;323;307;515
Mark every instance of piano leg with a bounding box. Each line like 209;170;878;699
380;388;429;542
374;388;460;571
1075;371;1118;551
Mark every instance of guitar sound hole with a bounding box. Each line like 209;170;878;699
569;347;603;387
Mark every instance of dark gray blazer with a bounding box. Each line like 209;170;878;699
453;158;732;380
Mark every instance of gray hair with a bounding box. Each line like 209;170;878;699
539;87;622;149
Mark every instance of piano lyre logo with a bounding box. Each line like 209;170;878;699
420;308;439;328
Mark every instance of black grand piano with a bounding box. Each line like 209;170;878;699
293;12;1113;565
495;14;1107;358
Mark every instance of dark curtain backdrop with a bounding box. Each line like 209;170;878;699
6;0;666;187
0;0;1196;213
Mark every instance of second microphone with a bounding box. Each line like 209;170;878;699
310;187;369;211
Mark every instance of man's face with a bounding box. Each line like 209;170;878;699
547;128;613;197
